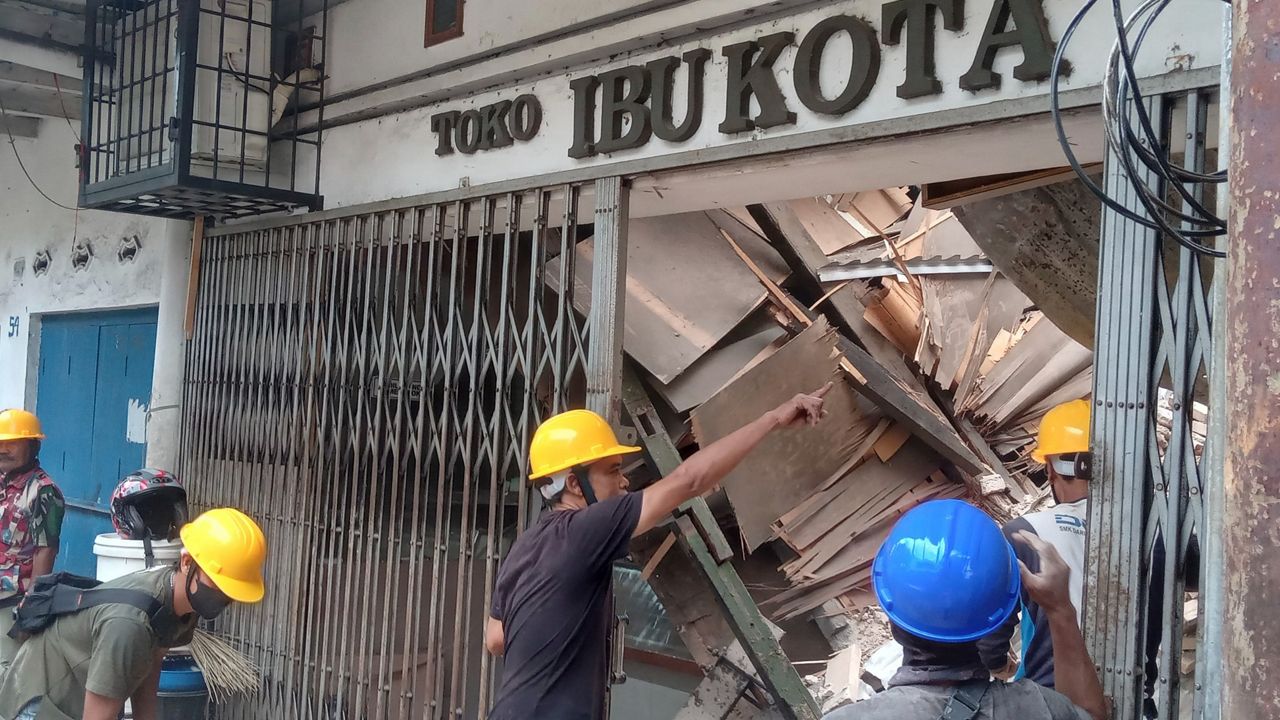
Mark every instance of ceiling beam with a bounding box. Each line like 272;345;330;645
0;26;81;57
16;0;87;15
0;112;40;138
0;60;80;94
0;84;81;119
0;0;84;46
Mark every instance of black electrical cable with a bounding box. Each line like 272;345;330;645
1107;0;1227;255
1109;0;1224;237
1052;0;1165;228
1107;0;1227;253
1058;0;1225;245
1051;0;1227;258
1112;11;1223;236
1122;0;1226;190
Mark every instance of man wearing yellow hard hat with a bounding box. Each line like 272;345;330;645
486;384;832;720
0;507;266;720
0;410;65;674
978;400;1092;688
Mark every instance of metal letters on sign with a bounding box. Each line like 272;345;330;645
429;0;1058;158
432;94;543;155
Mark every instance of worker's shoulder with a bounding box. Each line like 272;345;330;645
823;685;951;719
995;679;1094;720
1011;501;1087;539
825;682;1089;720
99;565;172;594
89;566;173;623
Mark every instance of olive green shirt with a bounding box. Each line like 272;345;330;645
0;566;197;720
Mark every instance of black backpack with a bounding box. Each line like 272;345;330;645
8;572;179;640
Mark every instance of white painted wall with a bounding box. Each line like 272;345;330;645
300;0;1222;212
323;0;660;96
0;119;188;464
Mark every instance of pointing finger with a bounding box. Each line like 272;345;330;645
811;381;836;399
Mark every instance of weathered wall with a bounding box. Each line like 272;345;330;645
323;0;663;96
288;0;1223;213
0;120;186;460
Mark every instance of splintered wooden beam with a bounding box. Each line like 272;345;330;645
622;368;820;720
728;210;985;475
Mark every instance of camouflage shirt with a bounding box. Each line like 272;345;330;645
0;465;65;599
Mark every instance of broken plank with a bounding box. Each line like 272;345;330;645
832;332;983;474
744;202;918;383
692;318;865;551
872;423;911;463
658;314;787;412
738;207;985;475
546;210;789;383
640;532;679;582
955;417;1031;501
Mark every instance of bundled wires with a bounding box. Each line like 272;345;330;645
1051;0;1229;258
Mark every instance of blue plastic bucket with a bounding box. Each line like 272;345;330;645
158;654;208;719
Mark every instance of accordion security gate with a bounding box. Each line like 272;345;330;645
1084;88;1223;720
179;181;618;719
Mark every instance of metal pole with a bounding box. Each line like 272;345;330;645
1223;1;1280;717
1193;6;1232;717
587;177;629;421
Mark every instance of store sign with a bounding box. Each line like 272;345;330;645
430;0;1057;158
431;94;543;156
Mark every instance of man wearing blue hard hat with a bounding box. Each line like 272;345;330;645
824;499;1106;720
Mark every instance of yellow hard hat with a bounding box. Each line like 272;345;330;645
1032;399;1091;463
529;410;641;481
180;508;267;603
0;409;45;441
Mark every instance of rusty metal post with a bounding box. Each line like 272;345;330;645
1223;1;1280;718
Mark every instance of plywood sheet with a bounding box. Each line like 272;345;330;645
782;438;943;553
836;188;913;238
922;275;1029;390
656;313;787;412
966;318;1090;423
691;318;867;551
788;197;867;256
545;211;789;383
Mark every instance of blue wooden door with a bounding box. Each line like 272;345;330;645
35;308;158;576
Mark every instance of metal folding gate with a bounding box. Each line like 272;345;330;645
1084;86;1224;720
179;180;618;719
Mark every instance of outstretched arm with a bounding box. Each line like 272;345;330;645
634;382;832;537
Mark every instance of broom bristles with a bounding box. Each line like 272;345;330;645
188;628;262;704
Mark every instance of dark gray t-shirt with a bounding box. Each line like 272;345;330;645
488;492;643;720
823;680;1092;720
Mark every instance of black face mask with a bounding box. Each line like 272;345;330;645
185;563;233;620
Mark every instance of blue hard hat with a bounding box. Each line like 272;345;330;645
872;499;1021;643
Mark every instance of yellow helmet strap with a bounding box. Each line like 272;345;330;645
575;465;599;506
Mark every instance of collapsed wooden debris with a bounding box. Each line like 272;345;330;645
543;183;1114;676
